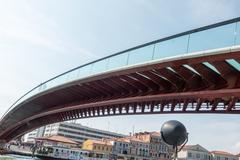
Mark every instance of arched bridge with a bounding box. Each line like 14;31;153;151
1;18;240;142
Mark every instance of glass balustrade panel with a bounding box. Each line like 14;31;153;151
188;23;236;53
153;35;189;60
91;59;108;74
127;45;154;65
108;53;128;70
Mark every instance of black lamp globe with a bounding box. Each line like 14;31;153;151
161;120;188;147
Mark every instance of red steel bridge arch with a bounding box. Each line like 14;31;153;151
0;18;240;142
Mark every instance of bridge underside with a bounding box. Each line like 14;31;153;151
0;51;240;141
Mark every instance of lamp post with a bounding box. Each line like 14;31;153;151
161;120;188;160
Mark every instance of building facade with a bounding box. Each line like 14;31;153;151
25;122;124;147
129;137;150;159
211;151;238;160
111;137;131;155
24;126;46;143
82;139;113;158
109;132;173;160
178;144;212;160
110;136;150;160
35;135;79;148
134;132;173;160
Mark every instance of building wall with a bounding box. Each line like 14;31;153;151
186;150;212;160
130;140;149;157
55;122;124;146
24;122;124;146
92;143;113;154
44;123;59;136
212;154;238;160
178;150;187;159
112;140;130;155
82;140;113;154
24;126;46;142
178;147;212;160
38;140;74;148
24;129;37;142
135;132;173;160
82;140;94;151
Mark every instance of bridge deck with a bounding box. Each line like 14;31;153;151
0;18;240;141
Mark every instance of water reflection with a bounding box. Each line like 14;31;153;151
0;154;41;160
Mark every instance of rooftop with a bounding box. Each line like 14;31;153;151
150;131;161;136
88;139;113;146
183;145;195;149
211;151;236;157
35;135;78;145
182;144;210;153
113;137;131;143
109;136;148;143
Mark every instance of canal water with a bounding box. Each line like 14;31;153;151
0;154;41;160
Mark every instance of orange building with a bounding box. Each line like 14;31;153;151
82;139;113;158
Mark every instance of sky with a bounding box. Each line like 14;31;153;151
0;0;240;154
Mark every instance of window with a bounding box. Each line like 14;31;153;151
188;152;192;158
204;154;208;160
196;153;200;158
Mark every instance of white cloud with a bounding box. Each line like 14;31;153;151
0;0;98;58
